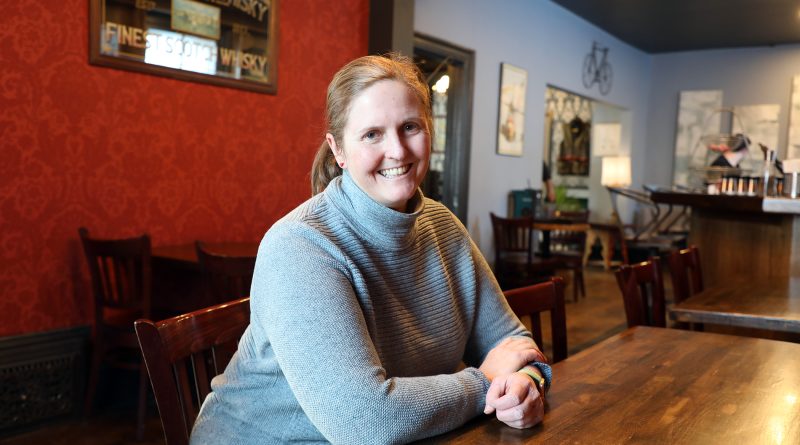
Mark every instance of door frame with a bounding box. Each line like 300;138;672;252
414;33;474;223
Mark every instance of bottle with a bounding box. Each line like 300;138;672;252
762;148;779;197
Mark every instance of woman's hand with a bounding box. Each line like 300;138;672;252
478;337;547;382
483;372;544;429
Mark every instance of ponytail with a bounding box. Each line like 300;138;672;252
310;140;342;195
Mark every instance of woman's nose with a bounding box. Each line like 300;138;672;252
385;132;408;159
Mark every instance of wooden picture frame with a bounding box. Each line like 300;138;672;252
89;0;279;94
496;63;527;156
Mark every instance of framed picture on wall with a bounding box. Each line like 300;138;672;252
496;63;528;156
787;75;800;160
89;0;279;94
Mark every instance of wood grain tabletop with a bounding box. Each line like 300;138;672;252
670;278;800;333
419;326;800;444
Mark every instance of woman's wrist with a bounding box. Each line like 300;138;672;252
519;362;551;393
516;367;545;396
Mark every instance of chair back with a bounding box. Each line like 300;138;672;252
490;212;534;267
135;298;250;445
667;245;703;304
614;257;666;328
79;227;152;324
503;277;568;363
195;241;257;304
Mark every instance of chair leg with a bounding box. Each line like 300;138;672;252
84;342;103;417
572;269;579;302
569;267;585;302
136;362;148;441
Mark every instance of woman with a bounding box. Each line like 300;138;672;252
191;54;550;444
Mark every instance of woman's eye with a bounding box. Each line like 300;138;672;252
364;130;379;140
404;122;420;133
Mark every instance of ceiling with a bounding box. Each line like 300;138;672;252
552;0;800;53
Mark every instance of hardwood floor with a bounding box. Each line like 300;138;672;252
524;266;630;361
1;267;630;445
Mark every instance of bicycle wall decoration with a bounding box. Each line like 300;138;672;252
582;42;612;95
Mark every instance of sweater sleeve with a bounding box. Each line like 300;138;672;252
251;221;490;445
461;236;535;368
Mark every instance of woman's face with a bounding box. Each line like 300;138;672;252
328;79;430;212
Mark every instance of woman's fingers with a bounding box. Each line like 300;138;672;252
495;391;544;429
483;375;506;414
487;373;544;429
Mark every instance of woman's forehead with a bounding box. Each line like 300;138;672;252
345;81;423;126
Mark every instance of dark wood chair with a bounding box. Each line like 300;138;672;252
614;257;667;328
490;213;565;290
79;227;151;440
667;245;704;304
503;277;568;363
546;210;589;301
195;241;257;304
135;298;251;445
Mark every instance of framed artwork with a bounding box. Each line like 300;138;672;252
672;90;722;187
89;0;279;94
496;63;528;156
592;123;621;156
788;75;800;160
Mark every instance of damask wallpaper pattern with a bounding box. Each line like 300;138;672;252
0;0;369;337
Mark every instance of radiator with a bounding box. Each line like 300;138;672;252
0;326;89;438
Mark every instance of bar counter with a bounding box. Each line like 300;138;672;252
651;191;800;285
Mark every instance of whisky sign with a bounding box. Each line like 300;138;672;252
90;0;279;94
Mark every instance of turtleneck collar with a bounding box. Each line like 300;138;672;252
326;171;424;250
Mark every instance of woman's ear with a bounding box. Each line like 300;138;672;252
327;133;346;168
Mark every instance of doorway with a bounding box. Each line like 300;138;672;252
413;34;474;223
543;85;630;221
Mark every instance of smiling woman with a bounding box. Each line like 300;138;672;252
311;54;434;200
189;54;552;444
327;79;430;211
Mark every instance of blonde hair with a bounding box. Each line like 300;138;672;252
310;53;432;195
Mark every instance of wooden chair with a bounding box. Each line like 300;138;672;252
614;257;667;328
490;213;565;290
195;241;257;304
667;245;704;304
135;298;251;445
79;227;151;440
546;210;589;301
503;277;568;363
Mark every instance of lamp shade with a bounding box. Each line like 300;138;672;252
601;156;632;187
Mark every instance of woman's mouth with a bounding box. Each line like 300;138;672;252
379;164;411;178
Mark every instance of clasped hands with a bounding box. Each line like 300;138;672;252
478;337;546;429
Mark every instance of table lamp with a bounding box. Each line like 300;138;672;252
601;156;632;223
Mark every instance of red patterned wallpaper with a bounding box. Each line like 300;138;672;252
0;0;369;337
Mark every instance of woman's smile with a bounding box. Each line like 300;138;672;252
379;164;412;178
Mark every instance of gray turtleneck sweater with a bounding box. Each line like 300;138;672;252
190;172;532;444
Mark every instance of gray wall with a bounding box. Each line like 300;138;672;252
646;45;800;187
415;0;652;256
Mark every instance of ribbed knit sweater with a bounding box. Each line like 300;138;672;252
190;172;531;445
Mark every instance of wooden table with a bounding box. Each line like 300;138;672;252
152;241;259;269
670;278;800;334
152;242;259;314
533;218;589;258
419;326;800;444
582;220;624;270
